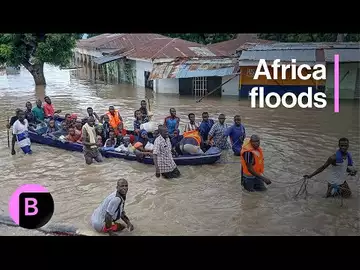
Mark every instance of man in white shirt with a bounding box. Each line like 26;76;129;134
11;110;32;155
91;179;134;235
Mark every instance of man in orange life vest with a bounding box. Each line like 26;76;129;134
240;135;272;192
179;129;204;155
106;106;127;136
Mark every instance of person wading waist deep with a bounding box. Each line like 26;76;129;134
240;135;272;192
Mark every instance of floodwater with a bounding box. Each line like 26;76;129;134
0;64;359;236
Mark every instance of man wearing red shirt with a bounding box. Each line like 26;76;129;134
44;96;61;118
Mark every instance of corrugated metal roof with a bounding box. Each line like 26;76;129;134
238;60;320;67
207;34;273;56
324;49;360;62
245;42;360;51
240;50;316;62
149;58;238;79
93;55;124;65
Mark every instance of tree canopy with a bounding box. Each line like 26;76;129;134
0;34;77;85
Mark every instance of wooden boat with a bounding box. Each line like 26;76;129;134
28;131;222;166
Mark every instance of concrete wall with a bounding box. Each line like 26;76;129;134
222;75;239;96
135;60;153;88
326;63;359;99
154;78;180;94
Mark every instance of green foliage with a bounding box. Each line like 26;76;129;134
0;33;77;67
257;33;360;42
162;33;237;45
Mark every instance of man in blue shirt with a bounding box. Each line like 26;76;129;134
198;112;214;151
224;115;246;156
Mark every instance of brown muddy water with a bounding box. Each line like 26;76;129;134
0;64;359;236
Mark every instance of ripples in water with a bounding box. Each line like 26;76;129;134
0;65;359;236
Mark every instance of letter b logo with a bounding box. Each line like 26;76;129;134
9;184;54;229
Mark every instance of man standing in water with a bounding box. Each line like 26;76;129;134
224;115;246;156
11;110;32;155
153;125;181;179
82;116;103;165
91;179;134;235
303;138;357;198
240;135;272;192
207;113;230;150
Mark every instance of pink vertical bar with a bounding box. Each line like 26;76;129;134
334;54;340;113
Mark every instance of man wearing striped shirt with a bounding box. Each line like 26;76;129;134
184;113;199;132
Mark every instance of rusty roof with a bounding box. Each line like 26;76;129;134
76;34;125;49
127;38;222;59
149;57;238;79
207;34;273;56
96;33;166;50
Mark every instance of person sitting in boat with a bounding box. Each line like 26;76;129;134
133;130;153;157
164;108;180;138
179;129;204;155
105;106;126;137
32;100;45;123
66;127;81;143
103;130;117;151
63;114;73;132
87;107;100;124
43;96;62;119
133;110;145;136
171;129;183;156
70;113;78;127
24;101;37;129
95;125;104;146
45;119;59;135
74;120;82;139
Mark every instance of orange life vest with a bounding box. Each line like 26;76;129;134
240;138;264;177
106;110;126;136
183;130;201;145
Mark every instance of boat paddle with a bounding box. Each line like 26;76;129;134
7;116;10;148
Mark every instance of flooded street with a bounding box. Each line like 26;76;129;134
0;64;359;236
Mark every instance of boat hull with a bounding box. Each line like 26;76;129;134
28;131;221;166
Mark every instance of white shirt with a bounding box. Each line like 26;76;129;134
12;119;31;148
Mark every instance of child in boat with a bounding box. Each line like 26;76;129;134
104;131;117;148
171;129;183;156
95;126;103;147
74;120;82;140
66;127;81;143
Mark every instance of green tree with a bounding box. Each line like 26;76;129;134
0;33;77;85
162;33;237;44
